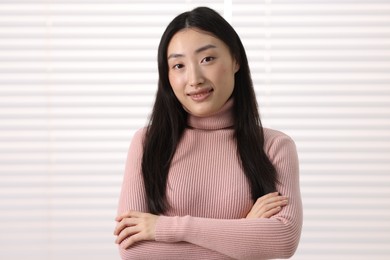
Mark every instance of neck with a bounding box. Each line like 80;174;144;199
187;99;234;130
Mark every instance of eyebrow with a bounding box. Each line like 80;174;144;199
167;44;217;60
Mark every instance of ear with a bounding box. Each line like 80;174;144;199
233;60;240;73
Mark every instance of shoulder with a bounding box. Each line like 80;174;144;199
263;127;295;147
132;127;147;143
127;127;148;156
263;128;297;161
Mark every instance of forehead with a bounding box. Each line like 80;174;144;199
167;28;225;54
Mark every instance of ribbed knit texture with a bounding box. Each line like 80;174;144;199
117;99;302;260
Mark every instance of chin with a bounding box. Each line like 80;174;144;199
184;101;219;117
193;109;217;117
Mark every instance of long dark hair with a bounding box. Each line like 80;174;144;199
142;6;277;214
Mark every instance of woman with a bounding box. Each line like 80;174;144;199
114;6;302;260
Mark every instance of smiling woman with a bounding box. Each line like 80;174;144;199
167;29;239;117
114;6;302;260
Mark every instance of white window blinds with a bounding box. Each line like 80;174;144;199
0;1;389;259
232;1;390;259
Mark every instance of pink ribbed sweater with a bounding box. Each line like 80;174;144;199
117;100;302;260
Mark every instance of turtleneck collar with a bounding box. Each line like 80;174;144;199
187;98;234;130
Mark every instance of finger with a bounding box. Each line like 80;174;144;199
115;210;143;222
259;199;288;213
115;211;133;222
265;195;288;204
261;206;282;218
254;194;287;210
114;217;140;236
260;195;288;208
257;192;279;203
252;192;278;208
115;226;140;244
265;197;288;206
120;232;146;249
115;212;131;222
267;199;288;209
252;199;288;217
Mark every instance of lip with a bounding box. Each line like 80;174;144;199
187;87;213;102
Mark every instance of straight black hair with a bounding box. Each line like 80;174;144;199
142;6;278;214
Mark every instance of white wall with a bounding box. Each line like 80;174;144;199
0;1;389;259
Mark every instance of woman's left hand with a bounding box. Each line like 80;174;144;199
246;192;288;219
114;211;159;249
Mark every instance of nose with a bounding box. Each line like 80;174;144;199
188;64;204;87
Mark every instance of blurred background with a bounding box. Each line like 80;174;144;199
0;0;389;259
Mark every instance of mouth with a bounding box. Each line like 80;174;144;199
187;87;213;96
187;87;214;101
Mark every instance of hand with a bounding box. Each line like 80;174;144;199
114;211;159;249
246;192;288;219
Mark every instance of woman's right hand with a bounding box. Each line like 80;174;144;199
246;192;288;219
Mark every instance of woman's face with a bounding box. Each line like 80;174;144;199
167;28;239;117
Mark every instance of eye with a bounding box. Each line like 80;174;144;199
172;64;184;70
201;56;215;63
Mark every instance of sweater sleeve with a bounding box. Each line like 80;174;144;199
155;132;303;260
117;128;148;216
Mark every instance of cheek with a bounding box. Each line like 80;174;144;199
218;61;234;76
169;73;184;91
217;65;235;87
168;73;186;102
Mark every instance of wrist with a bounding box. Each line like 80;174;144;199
155;215;191;243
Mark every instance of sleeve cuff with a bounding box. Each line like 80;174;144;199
155;215;191;243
